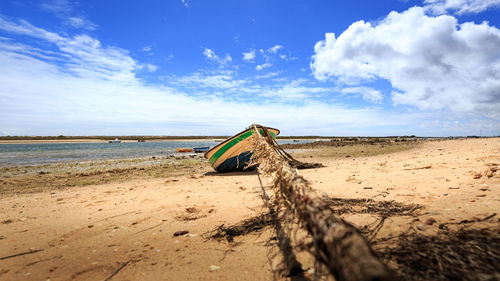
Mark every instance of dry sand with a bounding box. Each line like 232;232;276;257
0;138;498;280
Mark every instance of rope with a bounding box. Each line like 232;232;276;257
249;124;395;281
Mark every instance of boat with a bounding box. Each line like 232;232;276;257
176;148;194;153
108;138;121;143
193;146;210;153
138;139;145;142
204;125;280;173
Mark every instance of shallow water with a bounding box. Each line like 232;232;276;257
0;139;310;167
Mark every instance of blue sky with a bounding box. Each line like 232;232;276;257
1;0;499;136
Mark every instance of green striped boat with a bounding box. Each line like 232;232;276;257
204;126;280;172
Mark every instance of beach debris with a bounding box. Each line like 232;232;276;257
1;219;13;224
473;173;482;179
209;265;220;272
173;230;189;237
438;213;496;228
363;186;373;189
416;224;427;231
207;214;273;242
403;165;432;170
0;249;44;261
425;218;436;225
379;227;500;281
207;197;423;242
185;207;200;213
103;260;131;281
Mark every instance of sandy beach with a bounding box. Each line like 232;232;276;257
0;138;498;280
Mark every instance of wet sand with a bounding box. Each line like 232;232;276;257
0;138;498;280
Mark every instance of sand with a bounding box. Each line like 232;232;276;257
0;138;498;280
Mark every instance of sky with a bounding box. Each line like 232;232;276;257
0;0;499;136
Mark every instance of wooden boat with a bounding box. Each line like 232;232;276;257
176;148;194;153
204;125;279;172
193;146;210;153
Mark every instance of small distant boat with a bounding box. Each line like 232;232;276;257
293;140;300;142
108;138;121;143
176;148;194;153
193;146;210;153
138;139;145;142
204;125;280;173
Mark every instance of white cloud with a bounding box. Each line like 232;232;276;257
242;49;256;62
202;48;232;66
311;7;500;118
268;45;283;54
171;71;248;89
0;15;137;82
144;63;158;72
256;62;272;71
66;16;97;30
142;46;152;52
424;0;500;14
40;0;73;14
181;0;189;7
40;0;97;30
256;79;333;100
0;43;423;135
255;71;281;79
1;15;498;136
340;87;383;103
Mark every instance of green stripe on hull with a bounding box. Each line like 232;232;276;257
209;129;276;167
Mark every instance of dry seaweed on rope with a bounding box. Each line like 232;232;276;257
252;125;324;170
377;227;500;281
205;213;275;242
325;197;423;217
249;124;395;281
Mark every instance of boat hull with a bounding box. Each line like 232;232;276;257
193;147;210;153
204;126;279;172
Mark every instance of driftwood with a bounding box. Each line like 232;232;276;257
103;260;131;281
250;125;395;281
0;249;43;261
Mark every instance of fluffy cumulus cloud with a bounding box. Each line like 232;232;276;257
202;48;232;66
256;62;272;71
424;0;500;15
242;49;256;62
311;7;500;118
267;45;283;54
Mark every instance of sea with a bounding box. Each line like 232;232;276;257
0;139;310;167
